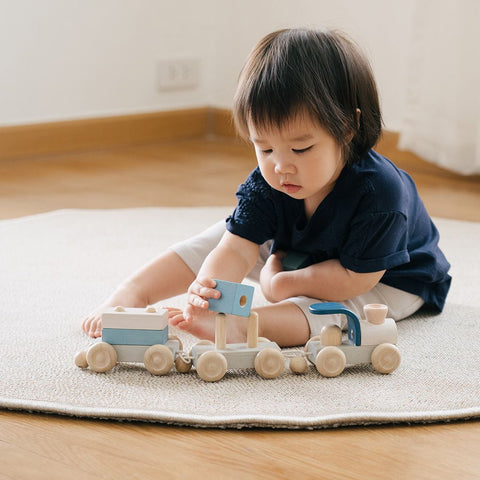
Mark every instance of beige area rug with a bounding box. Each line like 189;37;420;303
1;207;479;429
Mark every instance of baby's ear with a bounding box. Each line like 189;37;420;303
344;109;362;146
355;108;362;128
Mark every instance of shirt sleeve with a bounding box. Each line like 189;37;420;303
339;211;410;273
225;168;277;245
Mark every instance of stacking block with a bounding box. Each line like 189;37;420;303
102;326;168;346
209;280;254;317
101;306;169;346
102;306;168;330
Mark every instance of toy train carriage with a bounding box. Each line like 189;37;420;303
305;302;401;377
75;306;187;374
189;280;285;382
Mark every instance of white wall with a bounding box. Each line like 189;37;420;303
0;0;218;124
210;0;415;130
0;0;414;130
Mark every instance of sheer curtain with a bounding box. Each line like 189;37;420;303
399;0;480;175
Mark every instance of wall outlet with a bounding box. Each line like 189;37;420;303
157;58;200;91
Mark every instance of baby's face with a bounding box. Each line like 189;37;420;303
248;113;345;219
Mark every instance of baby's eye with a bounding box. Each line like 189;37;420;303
261;149;273;154
292;146;313;154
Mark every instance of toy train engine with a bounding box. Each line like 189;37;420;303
305;302;401;377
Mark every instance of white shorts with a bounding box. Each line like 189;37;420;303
170;220;424;337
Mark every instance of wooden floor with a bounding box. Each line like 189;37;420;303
1;134;479;221
1;135;480;480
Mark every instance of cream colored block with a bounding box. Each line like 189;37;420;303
102;306;168;330
360;318;397;346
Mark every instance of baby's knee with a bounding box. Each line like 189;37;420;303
285;296;344;338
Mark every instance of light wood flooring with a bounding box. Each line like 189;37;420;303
1;135;480;480
1;134;479;221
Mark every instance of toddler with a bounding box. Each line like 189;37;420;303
82;28;451;347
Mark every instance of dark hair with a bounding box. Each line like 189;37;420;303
233;28;382;164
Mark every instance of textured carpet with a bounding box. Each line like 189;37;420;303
1;207;479;429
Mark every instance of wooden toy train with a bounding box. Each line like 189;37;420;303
75;280;401;381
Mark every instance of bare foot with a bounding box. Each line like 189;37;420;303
169;309;249;344
81;286;147;338
82;304;107;338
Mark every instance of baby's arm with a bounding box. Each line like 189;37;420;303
183;231;260;322
261;255;385;302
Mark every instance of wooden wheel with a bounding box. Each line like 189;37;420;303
315;346;346;377
86;342;117;373
174;356;192;373
74;350;88;368
189;340;214;356
254;348;284;379
144;345;174;375
371;343;401;374
289;356;308;374
196;351;227;382
305;335;322;354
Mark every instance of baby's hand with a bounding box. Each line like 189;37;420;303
184;276;220;322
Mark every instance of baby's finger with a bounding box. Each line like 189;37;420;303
197;285;220;299
188;293;209;309
189;280;218;299
196;276;217;289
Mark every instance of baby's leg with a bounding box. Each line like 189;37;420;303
81;250;195;337
82;221;226;337
344;283;424;321
286;283;425;339
172;300;310;347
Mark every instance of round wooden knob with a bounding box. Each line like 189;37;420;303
320;325;342;346
364;304;388;324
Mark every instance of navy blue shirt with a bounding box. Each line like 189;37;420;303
226;150;451;311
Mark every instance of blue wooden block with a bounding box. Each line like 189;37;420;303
102;326;168;346
232;284;254;316
208;280;254;317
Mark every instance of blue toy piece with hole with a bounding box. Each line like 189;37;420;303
208;279;254;317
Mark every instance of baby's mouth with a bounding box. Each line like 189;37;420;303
282;183;301;194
